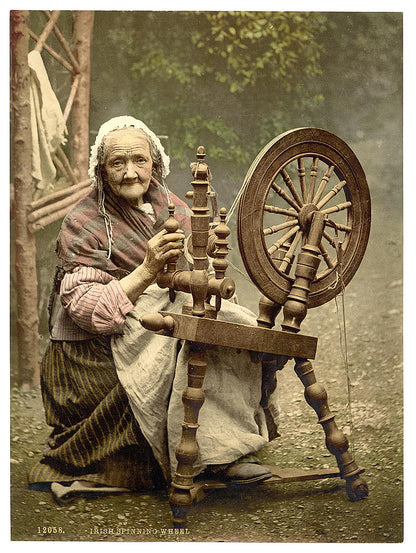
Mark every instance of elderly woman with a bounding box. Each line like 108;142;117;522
29;116;275;502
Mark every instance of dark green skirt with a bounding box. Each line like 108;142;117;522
28;336;165;490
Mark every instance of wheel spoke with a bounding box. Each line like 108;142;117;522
321;200;352;215
312;165;335;205
280;169;304;207
271;182;301;211
323;230;337;249
297;157;307;201
264;205;298;217
306;156;319;202
278;231;302;273
319;242;335;268
263;219;298;236
268;225;300;255
238;128;370;310
327;220;352;233
316;180;347;209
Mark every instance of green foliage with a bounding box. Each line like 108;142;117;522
89;11;402;178
92;11;327;169
192;12;325;93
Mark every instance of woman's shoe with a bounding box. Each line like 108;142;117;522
221;463;272;485
51;480;130;505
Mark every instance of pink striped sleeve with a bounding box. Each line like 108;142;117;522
60;266;134;335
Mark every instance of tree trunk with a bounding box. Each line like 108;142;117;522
11;10;40;388
71;11;94;182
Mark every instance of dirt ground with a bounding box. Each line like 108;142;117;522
10;184;403;544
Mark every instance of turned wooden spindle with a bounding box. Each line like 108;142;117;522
279;209;368;501
189;146;210;317
170;342;208;527
297;156;307;202
307;156;319;203
281;210;325;333
170;146;214;527
256;295;287;439
212;207;231;310
212;207;230;280
272;239;291;272
257;295;281;329
156;203;235;310
294;358;368;500
164;203;180;302
140;312;174;334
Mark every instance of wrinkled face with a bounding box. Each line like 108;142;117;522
102;128;153;208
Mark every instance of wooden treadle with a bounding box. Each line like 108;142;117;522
189;466;341;503
265;465;340;482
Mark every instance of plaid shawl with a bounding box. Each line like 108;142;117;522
56;178;192;274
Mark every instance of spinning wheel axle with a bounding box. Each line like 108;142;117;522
297;202;321;232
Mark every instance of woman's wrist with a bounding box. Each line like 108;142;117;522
138;262;157;285
119;263;157;303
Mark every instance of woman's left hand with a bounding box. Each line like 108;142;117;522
119;228;184;302
142;228;185;278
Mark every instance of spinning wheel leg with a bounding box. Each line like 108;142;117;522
294;358;368;501
169;341;207;528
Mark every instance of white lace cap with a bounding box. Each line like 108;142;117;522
88;116;170;183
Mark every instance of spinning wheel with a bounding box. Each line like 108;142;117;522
140;131;371;528
238;128;371;308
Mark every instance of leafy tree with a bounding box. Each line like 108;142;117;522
92;11;327;171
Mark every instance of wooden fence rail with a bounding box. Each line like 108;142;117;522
28;179;92;232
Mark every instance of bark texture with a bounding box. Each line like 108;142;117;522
11;10;40;386
71;11;94;182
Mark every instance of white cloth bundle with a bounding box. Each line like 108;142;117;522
28;50;67;199
112;284;273;479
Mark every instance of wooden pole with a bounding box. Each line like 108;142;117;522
33;10;60;53
28;186;92;232
63;74;81;123
71;11;94;182
11;10;40;388
44;10;81;74
29;178;92;211
28;29;73;73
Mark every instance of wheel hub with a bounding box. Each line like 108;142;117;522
298;203;318;232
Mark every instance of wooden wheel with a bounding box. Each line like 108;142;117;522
237;128;371;308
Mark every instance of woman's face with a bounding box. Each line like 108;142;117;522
103;128;153;208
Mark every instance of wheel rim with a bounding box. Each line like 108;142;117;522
237;128;371;308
